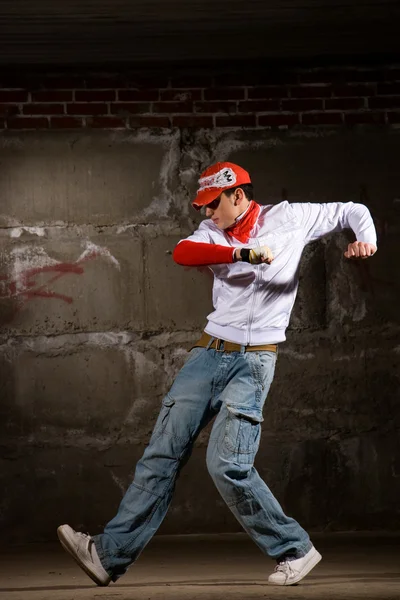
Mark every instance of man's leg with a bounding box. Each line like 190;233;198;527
59;347;216;583
206;349;321;584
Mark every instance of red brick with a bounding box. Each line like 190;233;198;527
377;83;400;96
387;112;400;123
23;103;64;115
228;71;298;86
204;88;245;101
130;116;171;128
281;99;323;111
344;70;384;83
299;69;346;84
67;103;108;115
217;73;296;86
40;76;86;88
215;115;256;127
238;100;280;112
86;116;127;128
110;102;151;115
87;75;167;89
302;112;343;125
160;89;202;101
268;71;298;85
153;102;193;114
84;76;126;88
118;89;159;101
170;75;213;88
290;85;332;98
0;90;28;102
344;112;385;125
75;90;116;102
298;69;384;85
333;84;375;97
172;115;213;128
258;114;299;127
31;90;73;102
0;74;29;88
7;117;49;129
50;117;83;129
325;98;364;110
212;75;244;87
247;86;288;99
384;69;400;82
368;97;400;109
118;75;169;89
195;101;236;114
0;104;19;117
306;70;383;84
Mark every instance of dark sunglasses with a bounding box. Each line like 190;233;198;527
201;196;221;213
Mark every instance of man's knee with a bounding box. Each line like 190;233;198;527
206;441;218;480
206;440;249;486
206;439;234;486
148;395;192;459
206;444;255;511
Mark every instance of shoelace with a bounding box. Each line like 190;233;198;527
70;530;107;579
274;561;296;578
75;531;92;554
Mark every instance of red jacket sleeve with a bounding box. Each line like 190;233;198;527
173;240;235;266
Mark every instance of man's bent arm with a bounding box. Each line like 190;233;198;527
292;201;377;248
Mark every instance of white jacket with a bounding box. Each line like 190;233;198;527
183;201;377;345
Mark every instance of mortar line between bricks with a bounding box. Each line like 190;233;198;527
1;326;399;343
0;329;203;346
0;222;185;231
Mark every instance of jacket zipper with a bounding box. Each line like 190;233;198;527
246;239;262;344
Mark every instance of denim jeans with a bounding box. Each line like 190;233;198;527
93;345;312;580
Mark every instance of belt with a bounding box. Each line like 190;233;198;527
192;332;277;353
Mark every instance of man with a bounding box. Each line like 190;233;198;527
58;161;377;587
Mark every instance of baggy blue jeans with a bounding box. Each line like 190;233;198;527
93;345;312;581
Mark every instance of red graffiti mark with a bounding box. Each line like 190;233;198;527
23;289;75;303
0;250;101;322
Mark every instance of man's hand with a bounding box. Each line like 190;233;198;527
344;241;377;259
249;246;274;265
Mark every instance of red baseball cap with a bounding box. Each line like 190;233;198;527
192;162;251;210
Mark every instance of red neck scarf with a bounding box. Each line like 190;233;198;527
225;200;260;243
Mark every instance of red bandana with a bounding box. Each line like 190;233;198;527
225;201;261;243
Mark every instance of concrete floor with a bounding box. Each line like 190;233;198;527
0;533;399;600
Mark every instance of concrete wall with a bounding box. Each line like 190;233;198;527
1;79;400;543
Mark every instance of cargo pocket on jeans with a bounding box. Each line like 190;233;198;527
223;404;263;464
151;395;176;439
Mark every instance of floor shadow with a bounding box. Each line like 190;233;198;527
1;573;400;593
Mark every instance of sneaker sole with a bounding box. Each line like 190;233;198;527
57;525;110;587
269;548;322;586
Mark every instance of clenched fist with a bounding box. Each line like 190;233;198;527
250;246;274;265
344;241;377;259
235;245;274;265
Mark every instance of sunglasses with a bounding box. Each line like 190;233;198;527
200;196;221;214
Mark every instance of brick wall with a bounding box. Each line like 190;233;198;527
1;65;400;130
1;61;400;540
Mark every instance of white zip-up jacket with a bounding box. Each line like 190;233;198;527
180;201;377;345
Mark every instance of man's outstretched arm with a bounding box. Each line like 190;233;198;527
173;241;274;266
173;241;235;266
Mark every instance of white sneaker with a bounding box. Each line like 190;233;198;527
57;524;111;586
268;545;322;586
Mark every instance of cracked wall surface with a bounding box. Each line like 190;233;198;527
0;128;399;543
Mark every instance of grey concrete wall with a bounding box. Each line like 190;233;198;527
1;127;399;544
